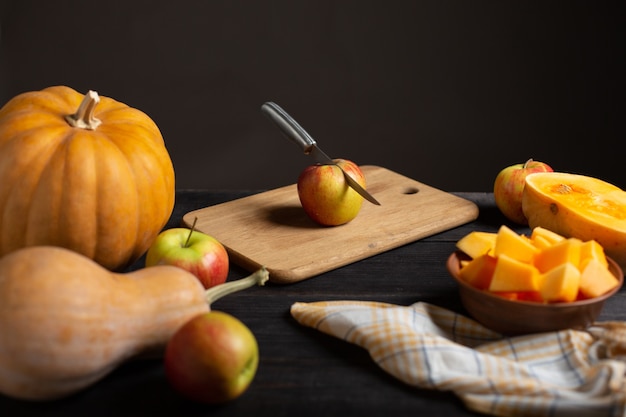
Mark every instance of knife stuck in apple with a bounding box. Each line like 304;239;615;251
261;101;381;206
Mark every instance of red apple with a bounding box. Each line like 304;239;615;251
493;159;553;224
164;311;259;404
297;158;366;226
145;227;229;289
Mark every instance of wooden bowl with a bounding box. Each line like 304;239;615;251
446;251;624;336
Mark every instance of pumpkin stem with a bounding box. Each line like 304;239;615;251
65;90;102;130
205;266;269;305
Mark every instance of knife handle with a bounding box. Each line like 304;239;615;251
261;102;316;154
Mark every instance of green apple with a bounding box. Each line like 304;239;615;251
493;159;553;225
164;311;259;404
145;227;229;289
297;158;366;226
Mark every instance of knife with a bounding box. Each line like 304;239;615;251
261;102;381;206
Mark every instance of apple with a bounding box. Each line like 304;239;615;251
297;158;366;226
145;226;229;289
164;311;259;404
493;158;553;225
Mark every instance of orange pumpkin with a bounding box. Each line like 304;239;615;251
0;86;175;270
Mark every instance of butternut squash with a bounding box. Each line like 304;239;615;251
522;172;626;268
0;246;268;401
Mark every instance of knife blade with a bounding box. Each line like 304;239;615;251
261;102;381;206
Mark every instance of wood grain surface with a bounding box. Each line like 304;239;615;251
183;166;479;283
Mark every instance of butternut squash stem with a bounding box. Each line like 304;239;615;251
64;90;102;130
205;266;269;305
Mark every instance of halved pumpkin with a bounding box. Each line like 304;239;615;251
522;172;626;268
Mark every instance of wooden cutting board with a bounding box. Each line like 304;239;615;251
183;166;479;284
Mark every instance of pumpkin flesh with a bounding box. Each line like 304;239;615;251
522;172;626;268
0;86;175;270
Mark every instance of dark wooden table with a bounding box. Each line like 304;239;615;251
2;191;625;417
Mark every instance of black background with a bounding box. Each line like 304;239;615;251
1;0;624;192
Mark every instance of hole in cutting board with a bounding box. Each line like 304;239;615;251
403;187;420;195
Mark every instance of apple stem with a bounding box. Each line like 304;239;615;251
205;266;269;305
184;217;198;248
523;158;534;169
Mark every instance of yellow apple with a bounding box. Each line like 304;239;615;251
145;227;229;289
297;159;366;226
493;159;553;225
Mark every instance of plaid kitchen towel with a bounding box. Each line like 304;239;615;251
290;301;626;417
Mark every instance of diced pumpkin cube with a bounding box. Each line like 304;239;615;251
493;291;519;300
456;231;497;259
531;235;554;251
530;226;566;247
539;263;581;303
494;291;543;302
579;258;620;298
459;254;497;289
579;240;608;270
493;225;539;264
516;291;544;302
534;238;582;273
489;254;540;292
